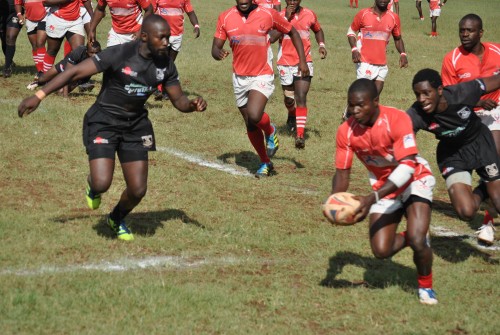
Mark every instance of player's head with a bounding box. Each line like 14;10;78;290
141;14;171;58
458;14;483;52
86;40;101;57
347;79;380;126
412;69;443;114
285;0;302;9
236;0;253;12
374;0;390;12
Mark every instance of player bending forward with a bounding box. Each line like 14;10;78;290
332;79;438;305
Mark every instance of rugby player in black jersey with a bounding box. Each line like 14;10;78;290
18;15;207;241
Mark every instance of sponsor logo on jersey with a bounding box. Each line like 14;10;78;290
485;163;499;178
428;123;440;130
456;106;471;119
458;72;471;79
122;66;138;77
156;68;166;81
124;83;153;96
141;135;154;148
403;134;416;148
93;136;109;144
441;166;454;175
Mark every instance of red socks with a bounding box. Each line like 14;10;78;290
256;112;274;136
247;129;269;163
295;107;308;138
42;54;56;73
418;273;433;289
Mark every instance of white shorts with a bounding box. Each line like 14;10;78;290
169;34;183;52
476;105;500;131
25;17;46;33
277;62;314;86
430;9;441;17
356;62;389;81
80;7;91;25
369;175;435;215
107;28;137;47
232;74;275;108
45;14;84;39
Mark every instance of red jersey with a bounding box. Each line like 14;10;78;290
98;0;152;34
15;0;46;21
276;7;321;66
348;8;402;66
335;106;432;197
387;0;399;12
429;0;441;10
441;43;500;105
49;0;80;21
155;0;193;36
253;0;280;9
214;6;293;76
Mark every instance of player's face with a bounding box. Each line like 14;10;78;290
459;19;483;51
413;81;441;114
236;0;252;11
347;91;379;126
146;25;170;58
285;0;301;11
374;0;389;11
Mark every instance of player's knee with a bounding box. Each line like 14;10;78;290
407;234;427;252
128;185;147;201
91;179;112;195
455;205;476;221
371;243;392;259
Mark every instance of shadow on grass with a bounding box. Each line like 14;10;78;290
274;123;321;141
431;236;499;264
53;209;205;239
320;251;415;292
217;150;305;174
433;199;490;230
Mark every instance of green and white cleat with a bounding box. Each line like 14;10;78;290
86;183;101;210
107;216;134;241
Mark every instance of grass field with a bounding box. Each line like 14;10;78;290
1;0;499;334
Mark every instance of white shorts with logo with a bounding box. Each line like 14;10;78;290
80;6;91;25
25;17;46;33
369;175;435;215
45;14;84;38
277;62;314;86
356;62;389;81
430;8;441;17
107;28;137;47
232;74;275;107
476;104;500;131
169;34;183;52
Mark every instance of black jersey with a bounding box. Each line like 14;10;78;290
91;40;179;119
406;79;486;145
55;45;89;73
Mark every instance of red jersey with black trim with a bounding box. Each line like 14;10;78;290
441;43;500;105
276;6;321;66
348;8;402;66
49;0;80;21
214;6;293;76
98;0;152;34
15;0;46;21
155;0;193;36
335;105;432;197
253;0;280;9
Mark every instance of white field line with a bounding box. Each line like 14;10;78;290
157;146;253;177
431;226;500;251
0;255;245;277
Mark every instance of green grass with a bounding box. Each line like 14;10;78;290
1;0;499;334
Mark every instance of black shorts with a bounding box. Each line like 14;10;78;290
437;130;500;182
82;104;156;162
5;12;22;30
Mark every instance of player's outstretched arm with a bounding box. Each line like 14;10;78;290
165;84;207;113
481;74;500;94
211;38;230;61
18;58;99;118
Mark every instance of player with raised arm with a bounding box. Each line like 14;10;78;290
332;78;437;305
408;69;500;245
270;0;326;149
88;0;153;47
212;0;308;178
18;15;207;241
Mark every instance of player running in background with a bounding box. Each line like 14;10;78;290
18;15;207;241
15;0;47;85
428;0;446;37
332;78;438;305
349;0;358;9
408;69;500;245
212;0;308;178
347;0;408;99
388;0;399;14
1;0;23;77
88;0;153;47
416;0;424;21
254;0;281;11
441;14;500;158
270;0;326;149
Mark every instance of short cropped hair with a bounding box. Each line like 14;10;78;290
412;68;442;89
348;78;378;100
459;13;483;30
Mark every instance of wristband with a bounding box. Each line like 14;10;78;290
400;52;407;56
374;191;380;203
194;24;200;28
35;90;46;101
17;12;22;16
319;42;325;48
351;46;358;52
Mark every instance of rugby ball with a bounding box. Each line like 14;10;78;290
322;192;360;226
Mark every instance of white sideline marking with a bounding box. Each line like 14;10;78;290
157;146;253;177
0;255;243;277
431;226;500;251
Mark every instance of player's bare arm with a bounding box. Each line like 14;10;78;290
143;4;154;18
288;27;309;76
88;4;107;43
211;38;230;61
314;29;327;59
394;36;408;68
481;73;500;93
347;35;361;63
165;84;207;113
331;169;351;194
186;11;200;38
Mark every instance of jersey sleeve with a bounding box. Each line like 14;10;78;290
183;0;194;13
137;0;152;10
349;11;362;34
272;9;293;34
67;46;88;66
163;61;180;87
391;13;401;37
214;13;227;40
91;44;122;73
453;79;485;106
441;52;458;86
389;111;419;161
97;0;107;8
334;123;354;170
310;11;321;33
406;104;426;133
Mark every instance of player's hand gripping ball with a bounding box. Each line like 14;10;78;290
322;192;361;226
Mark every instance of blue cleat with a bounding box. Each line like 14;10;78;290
265;124;279;158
